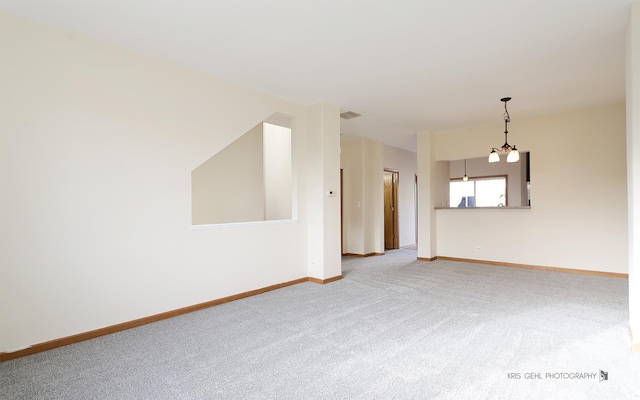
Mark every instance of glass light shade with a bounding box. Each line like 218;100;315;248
488;150;500;163
463;175;468;182
507;148;520;162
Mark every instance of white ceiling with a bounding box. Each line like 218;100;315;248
0;0;633;152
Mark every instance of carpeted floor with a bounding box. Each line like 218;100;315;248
1;249;639;399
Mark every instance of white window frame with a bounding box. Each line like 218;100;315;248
449;175;508;207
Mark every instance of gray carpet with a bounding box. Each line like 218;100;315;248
1;249;639;399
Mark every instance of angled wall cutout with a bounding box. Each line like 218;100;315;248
191;113;293;225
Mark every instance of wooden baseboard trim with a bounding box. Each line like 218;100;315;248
0;277;309;363
417;257;438;262
342;252;384;257
307;275;343;285
437;256;628;278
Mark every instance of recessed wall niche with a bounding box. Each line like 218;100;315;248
191;113;293;225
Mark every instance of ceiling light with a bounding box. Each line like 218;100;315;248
463;159;469;181
489;97;519;163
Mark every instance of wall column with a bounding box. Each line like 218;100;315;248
363;139;385;255
417;132;437;259
307;103;342;280
627;1;640;351
339;137;384;256
417;131;450;260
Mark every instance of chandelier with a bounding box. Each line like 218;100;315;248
488;97;519;163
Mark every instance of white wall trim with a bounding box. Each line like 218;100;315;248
191;219;299;230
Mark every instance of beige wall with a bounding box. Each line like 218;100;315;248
626;1;640;348
0;13;340;353
340;137;364;254
340;140;418;253
340;136;383;255
363;139;384;255
307;103;342;280
383;145;417;247
191;122;265;224
263;123;292;221
432;102;627;273
417;132;449;259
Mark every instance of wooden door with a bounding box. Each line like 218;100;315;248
384;170;399;250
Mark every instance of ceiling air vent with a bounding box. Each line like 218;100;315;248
340;111;361;120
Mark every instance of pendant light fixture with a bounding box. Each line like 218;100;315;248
489;97;519;163
463;159;469;181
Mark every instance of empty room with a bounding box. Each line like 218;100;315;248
2;1;640;399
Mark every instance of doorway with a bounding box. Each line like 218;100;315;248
340;168;344;255
384;169;399;250
415;173;418;246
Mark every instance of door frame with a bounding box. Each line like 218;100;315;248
384;169;400;250
415;173;418;246
340;168;344;255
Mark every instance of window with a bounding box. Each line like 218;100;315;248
450;176;507;207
